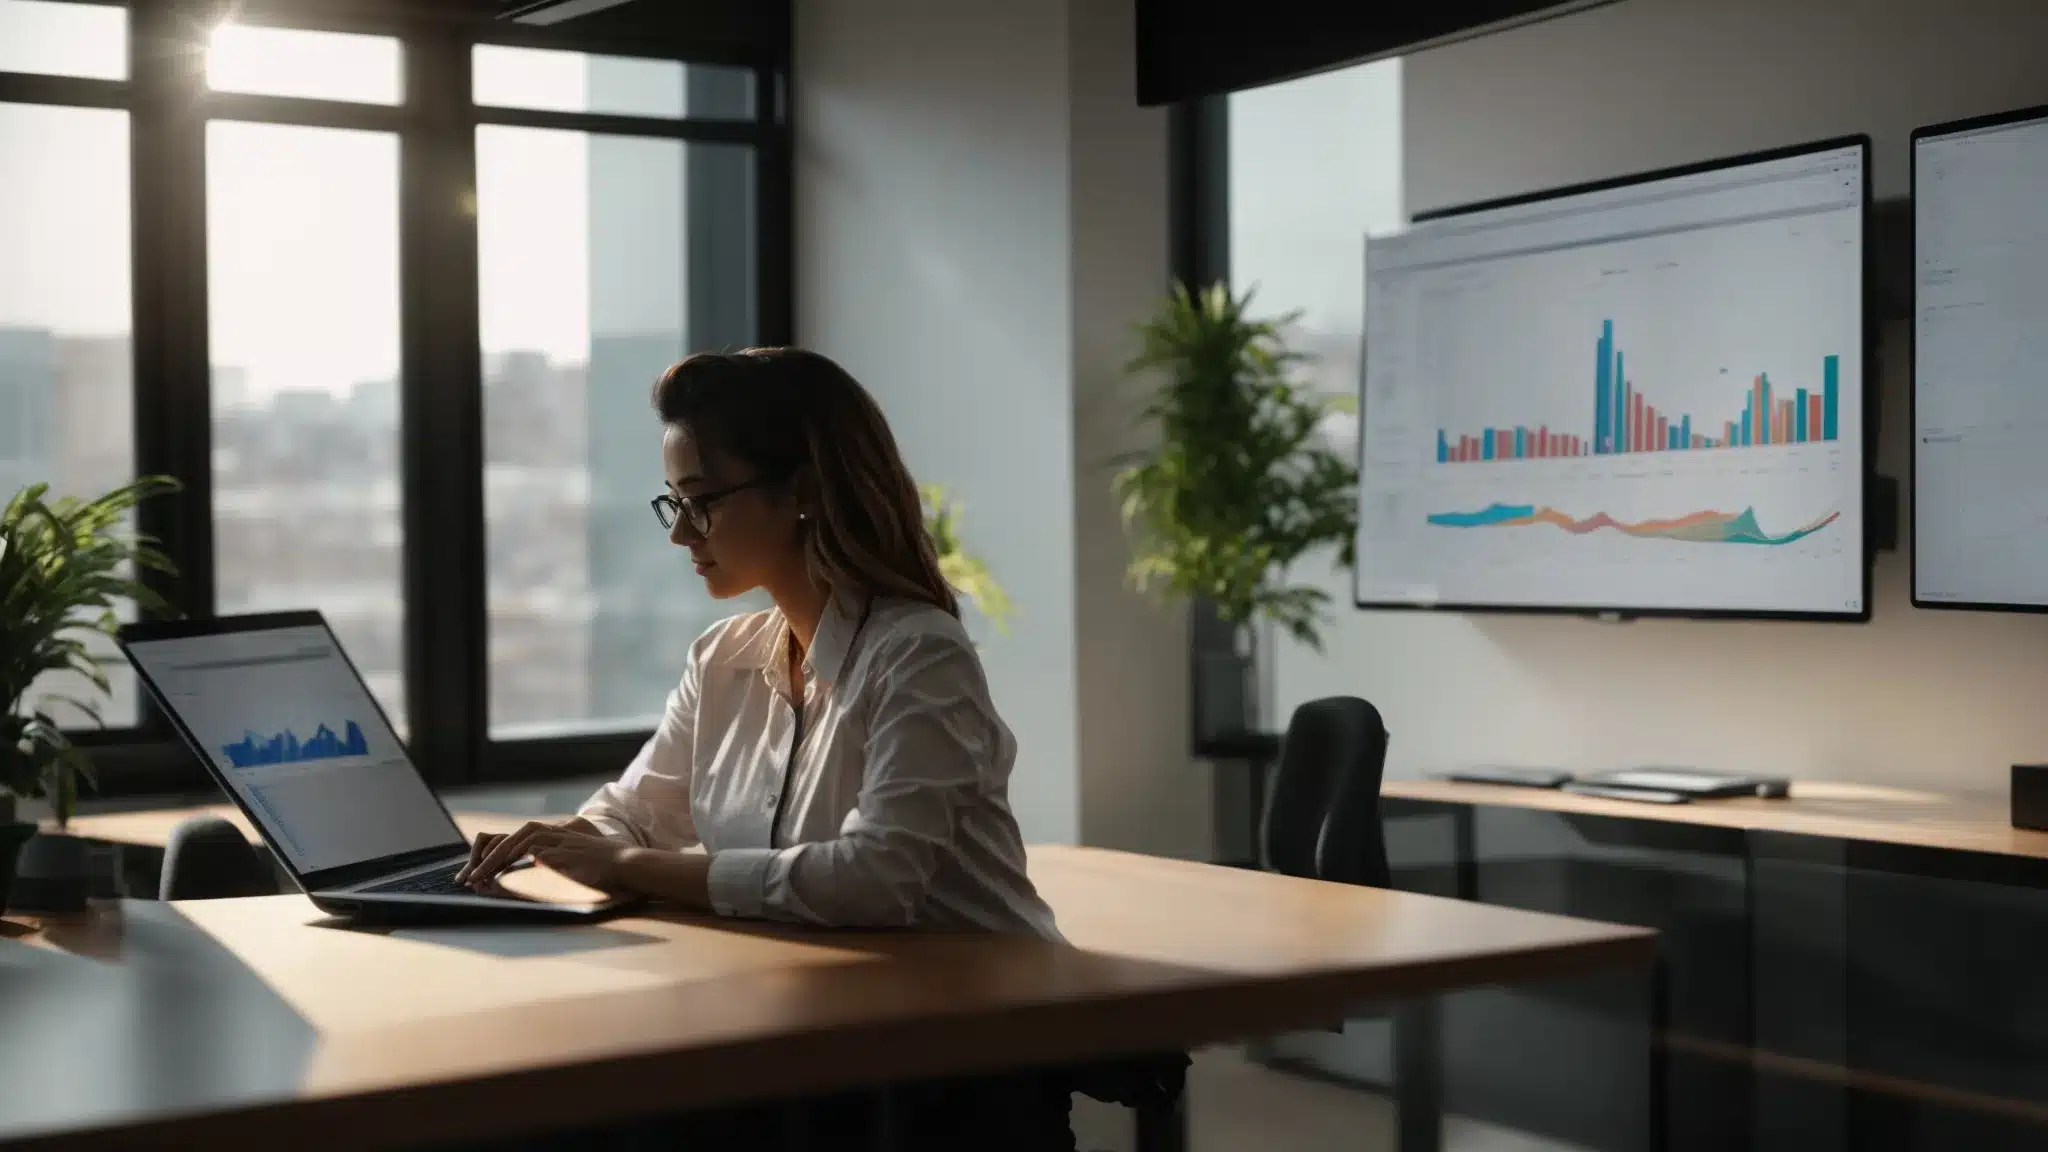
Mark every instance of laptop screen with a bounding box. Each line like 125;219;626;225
123;623;463;875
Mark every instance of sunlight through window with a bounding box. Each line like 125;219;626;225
205;21;402;105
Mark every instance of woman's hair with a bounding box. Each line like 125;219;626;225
651;347;959;618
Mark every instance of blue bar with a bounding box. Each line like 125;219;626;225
1514;427;1526;459
1438;430;1449;462
1680;414;1691;449
1596;320;1612;454
1740;401;1750;447
1823;355;1839;441
1759;373;1771;444
1795;388;1809;442
1482;428;1496;461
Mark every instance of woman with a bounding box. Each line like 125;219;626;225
456;347;1074;1147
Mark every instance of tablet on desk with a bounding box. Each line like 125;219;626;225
1438;766;1575;789
1583;768;1790;799
1561;782;1690;805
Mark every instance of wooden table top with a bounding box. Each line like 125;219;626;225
1382;778;2048;861
0;837;1654;1150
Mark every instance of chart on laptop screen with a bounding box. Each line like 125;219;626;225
124;625;458;873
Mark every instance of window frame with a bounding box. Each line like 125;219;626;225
0;1;792;801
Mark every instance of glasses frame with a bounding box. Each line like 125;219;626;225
651;469;794;535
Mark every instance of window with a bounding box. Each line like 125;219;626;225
1228;57;1403;413
0;0;125;80
1;6;787;790
0;100;135;725
476;51;761;739
473;45;752;121
205;22;404;105
207;120;407;730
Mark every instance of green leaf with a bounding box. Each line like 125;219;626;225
2;475;182;803
920;483;1014;636
1112;280;1358;650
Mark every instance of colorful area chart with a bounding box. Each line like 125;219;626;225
1426;504;1839;546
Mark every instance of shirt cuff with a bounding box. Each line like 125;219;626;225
706;848;777;918
577;812;642;846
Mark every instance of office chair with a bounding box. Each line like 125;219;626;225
1263;696;1391;886
1257;697;1439;1151
159;816;277;901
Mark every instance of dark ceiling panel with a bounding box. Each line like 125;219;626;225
1135;0;1620;105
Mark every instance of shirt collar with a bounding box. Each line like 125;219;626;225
804;592;864;686
735;593;866;690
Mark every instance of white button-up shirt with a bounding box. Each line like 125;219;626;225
578;595;1060;938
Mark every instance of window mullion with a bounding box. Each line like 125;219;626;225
399;27;486;786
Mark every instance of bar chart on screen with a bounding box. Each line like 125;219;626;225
1435;320;1842;462
1354;140;1865;615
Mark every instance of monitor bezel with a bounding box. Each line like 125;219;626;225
1353;133;1875;623
117;610;471;891
1908;102;2048;614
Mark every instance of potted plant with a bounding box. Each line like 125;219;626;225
2;477;180;910
1113;282;1357;728
921;482;1012;635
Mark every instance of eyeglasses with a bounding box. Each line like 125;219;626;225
651;471;792;536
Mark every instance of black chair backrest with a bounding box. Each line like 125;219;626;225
1263;696;1391;888
160;816;276;901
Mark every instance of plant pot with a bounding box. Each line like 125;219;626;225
1232;621;1269;734
7;832;91;915
0;821;34;916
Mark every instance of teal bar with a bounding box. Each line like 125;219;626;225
1823;355;1839;441
1796;388;1809;442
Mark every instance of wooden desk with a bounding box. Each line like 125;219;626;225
1;834;1654;1150
59;803;526;849
1383;778;2048;862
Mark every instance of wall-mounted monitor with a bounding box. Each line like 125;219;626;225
1911;104;2048;613
1354;137;1870;620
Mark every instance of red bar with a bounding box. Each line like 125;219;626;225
1751;375;1764;444
1780;399;1794;442
1536;424;1549;458
1655;414;1668;450
1630;391;1643;452
1725;420;1736;447
1809;394;1824;442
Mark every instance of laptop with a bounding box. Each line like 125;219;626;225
118;611;636;923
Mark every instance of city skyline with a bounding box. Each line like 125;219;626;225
0;21;694;405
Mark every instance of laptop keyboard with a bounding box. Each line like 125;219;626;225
364;867;473;896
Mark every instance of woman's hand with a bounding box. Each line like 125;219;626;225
456;816;601;887
532;835;637;894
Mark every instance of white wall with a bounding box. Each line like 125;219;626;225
1067;0;1204;859
1253;0;2048;795
794;0;1192;852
